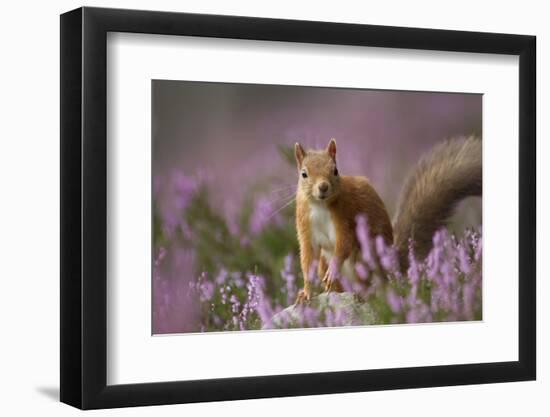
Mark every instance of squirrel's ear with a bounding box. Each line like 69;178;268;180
327;138;337;161
295;142;306;168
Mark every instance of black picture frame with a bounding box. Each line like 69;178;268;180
60;6;536;410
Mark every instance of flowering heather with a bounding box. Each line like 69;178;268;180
249;196;284;235
152;169;482;334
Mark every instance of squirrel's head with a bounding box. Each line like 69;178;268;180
294;138;341;203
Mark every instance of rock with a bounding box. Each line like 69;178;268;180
267;292;378;329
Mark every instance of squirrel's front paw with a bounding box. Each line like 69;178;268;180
322;266;343;293
295;288;312;305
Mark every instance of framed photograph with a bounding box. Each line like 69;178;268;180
60;6;536;409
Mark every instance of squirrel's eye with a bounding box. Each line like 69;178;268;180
301;171;308;179
334;168;339;176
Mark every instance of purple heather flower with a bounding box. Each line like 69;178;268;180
224;201;241;237
177;222;189;240
406;283;419;308
172;171;198;210
230;294;241;314
352;282;366;294
406;304;432;324
226;215;240;237
433;229;444;246
152;250;199;334
154;246;167;267
255;297;274;329
356;215;376;269
249;196;282;235
232;274;245;288
284;254;293;272
245;274;266;312
355;262;368;281
308;260;320;284
375;236;398;272
215;268;228;285
161;211;179;238
427;245;444;283
386;288;403;314
281;254;297;305
458;244;471;274
407;242;421;286
199;280;215;302
212;315;223;327
219;286;228;305
475;237;483;261
340;276;355;293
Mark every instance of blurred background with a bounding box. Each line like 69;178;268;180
152;80;482;334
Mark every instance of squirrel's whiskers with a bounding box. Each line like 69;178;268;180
266;196;296;220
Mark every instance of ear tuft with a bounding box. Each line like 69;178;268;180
327;138;337;161
294;142;306;168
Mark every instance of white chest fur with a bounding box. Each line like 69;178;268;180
309;203;336;252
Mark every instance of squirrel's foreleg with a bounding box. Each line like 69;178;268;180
323;222;354;293
295;199;319;304
296;243;318;304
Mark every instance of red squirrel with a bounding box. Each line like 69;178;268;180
294;137;481;303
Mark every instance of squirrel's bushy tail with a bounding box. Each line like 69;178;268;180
393;135;482;269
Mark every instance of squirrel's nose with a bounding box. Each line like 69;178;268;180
318;182;329;193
